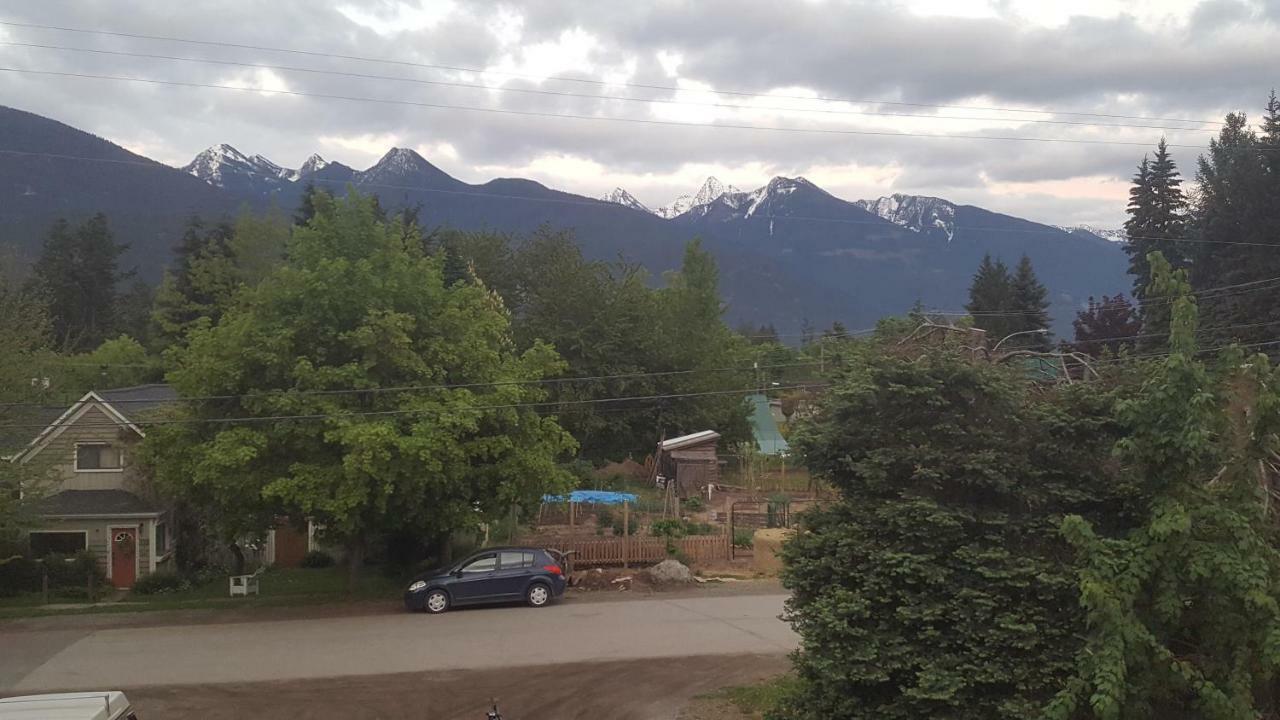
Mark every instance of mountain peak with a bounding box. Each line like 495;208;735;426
856;193;958;241
298;153;328;176
656;176;742;218
600;187;651;213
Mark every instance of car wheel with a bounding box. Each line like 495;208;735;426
526;582;551;608
424;589;450;614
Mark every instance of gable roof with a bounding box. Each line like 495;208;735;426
9;384;176;465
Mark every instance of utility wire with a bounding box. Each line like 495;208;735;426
0;66;1226;150
3;148;1277;249
0;361;818;410
0;20;1224;127
0;41;1220;134
0;382;825;430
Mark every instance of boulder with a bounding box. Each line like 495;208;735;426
646;558;693;584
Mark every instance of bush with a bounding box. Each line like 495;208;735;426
132;572;188;595
649;519;685;538
683;496;705;512
300;550;335;568
733;529;754;548
594;507;615;528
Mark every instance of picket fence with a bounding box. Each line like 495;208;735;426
522;533;730;568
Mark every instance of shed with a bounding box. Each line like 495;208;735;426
656;430;721;498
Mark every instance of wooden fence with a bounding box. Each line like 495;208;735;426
520;533;730;568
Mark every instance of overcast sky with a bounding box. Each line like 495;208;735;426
2;0;1278;227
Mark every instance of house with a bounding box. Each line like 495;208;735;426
7;384;177;589
655;430;722;498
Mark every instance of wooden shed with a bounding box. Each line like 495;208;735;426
655;430;722;498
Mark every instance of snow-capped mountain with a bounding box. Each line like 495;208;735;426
1057;225;1128;243
355;147;460;189
599;187;650;213
655;177;741;218
856;194;957;241
182;144;329;192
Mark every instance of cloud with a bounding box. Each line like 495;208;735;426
0;0;1275;229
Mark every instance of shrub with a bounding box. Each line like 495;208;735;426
733;529;754;548
649;519;686;538
683;496;705;512
300;550;335;568
132;572;187;595
594;507;615;528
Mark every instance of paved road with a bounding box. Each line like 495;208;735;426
3;594;795;693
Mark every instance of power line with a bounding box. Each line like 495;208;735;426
0;20;1224;127
0;382;825;431
0;41;1220;134
0;66;1223;150
4;148;1278;249
0;361;818;410
927;276;1280;317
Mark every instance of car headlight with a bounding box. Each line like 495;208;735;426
408;580;427;592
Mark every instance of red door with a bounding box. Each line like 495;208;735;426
111;528;137;588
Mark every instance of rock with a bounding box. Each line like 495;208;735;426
646;558;693;584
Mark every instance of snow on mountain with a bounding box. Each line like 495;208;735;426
856;194;957;241
182;144;318;187
355;147;458;188
297;153;329;177
656;176;741;218
599;187;651;213
1057;225;1128;243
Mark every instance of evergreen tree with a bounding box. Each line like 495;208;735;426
966;253;1015;341
1124;140;1189;346
1067;294;1142;357
1188;106;1278;346
293;182;326;226
150;217;237;347
115;278;155;344
27;214;130;352
1010;255;1052;349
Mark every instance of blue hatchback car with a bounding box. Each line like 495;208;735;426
404;547;568;613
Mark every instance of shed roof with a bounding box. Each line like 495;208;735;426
97;384;178;414
660;430;721;451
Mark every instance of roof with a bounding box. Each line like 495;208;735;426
96;384;178;415
9;384;177;465
32;490;159;517
659;430;721;451
0;691;131;720
748;394;790;456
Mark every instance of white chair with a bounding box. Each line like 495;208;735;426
229;566;264;597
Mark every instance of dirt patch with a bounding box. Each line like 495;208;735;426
113;654;791;720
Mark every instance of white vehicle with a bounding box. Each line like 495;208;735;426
0;692;137;720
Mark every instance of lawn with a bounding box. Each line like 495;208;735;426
0;566;404;619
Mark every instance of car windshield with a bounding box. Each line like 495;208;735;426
3;2;1277;718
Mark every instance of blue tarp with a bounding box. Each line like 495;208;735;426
541;490;639;505
749;393;790;456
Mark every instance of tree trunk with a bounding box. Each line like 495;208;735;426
346;534;365;596
228;542;246;575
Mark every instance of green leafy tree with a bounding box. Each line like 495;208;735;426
779;335;1137;720
1045;253;1280;720
28;214;131;352
146;190;576;587
151;217;237;347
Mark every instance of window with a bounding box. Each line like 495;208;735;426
29;531;86;556
154;523;168;555
75;443;122;471
460;554;497;574
499;551;534;569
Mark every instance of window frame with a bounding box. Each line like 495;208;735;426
28;530;88;556
74;442;124;473
499;551;534;569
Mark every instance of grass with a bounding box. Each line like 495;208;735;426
0;566;404;619
701;675;800;718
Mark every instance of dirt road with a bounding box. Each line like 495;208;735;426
2;592;795;716
119;654;791;719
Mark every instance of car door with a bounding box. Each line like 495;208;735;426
494;551;535;598
449;553;502;602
